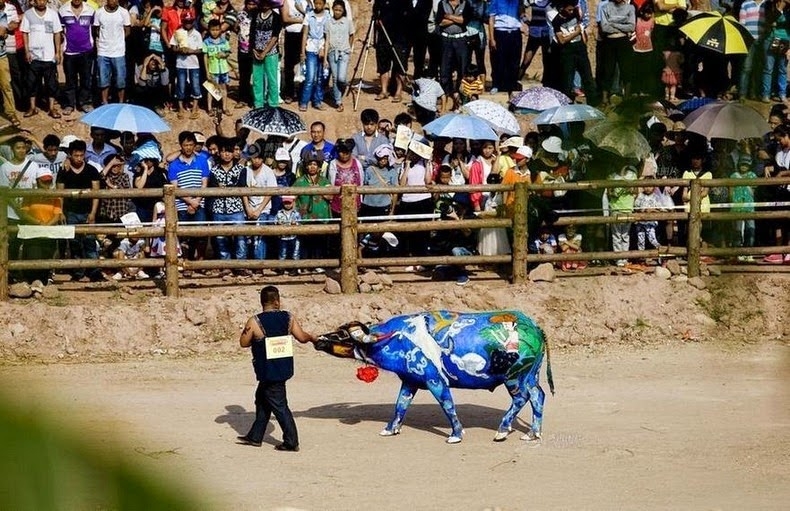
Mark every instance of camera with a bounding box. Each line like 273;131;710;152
438;201;455;219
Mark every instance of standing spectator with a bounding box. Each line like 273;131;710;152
605;164;637;266
599;0;635;104
551;0;598;105
351;108;389;170
294;149;332;270
631;3;656;97
57;139;104;281
60;0;95;115
397;137;434;267
168;131;210;263
161;0;195;107
280;0;307;104
520;0;552;82
275;195;301;268
405;0;433;79
436;0;472;107
204;18;232;115
327;138;362;221
208;138;248;265
131;157;168;223
0;0;20;127
249;0;282;109
85;127;119;168
172;10;202;119
488;0;522;96
633;179;663;254
29;133;67;182
93;0;131;105
325;0;353;112
302;120;335;175
459;64;484;104
234;0;258;108
21;0;62;119
299;0;329;112
738;0;762;98
360;144;399;218
2;0;24;114
97;153;132;254
373;0;408;103
731;154;758;255
243;141;278;262
201;0;239;34
759;0;790;103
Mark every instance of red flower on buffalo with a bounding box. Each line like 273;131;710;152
356;365;379;383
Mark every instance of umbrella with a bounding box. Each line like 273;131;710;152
422;113;498;141
532;104;605;125
412;78;444;112
585;121;652;159
682;101;769;140
510;87;572;112
680;11;753;55
240;106;307;137
462;99;520;135
80;104;170;133
677;96;716;113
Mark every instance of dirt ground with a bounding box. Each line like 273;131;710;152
1;273;790;510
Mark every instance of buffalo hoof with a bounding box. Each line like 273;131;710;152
446;435;463;444
493;428;513;442
520;430;541;442
379;428;400;437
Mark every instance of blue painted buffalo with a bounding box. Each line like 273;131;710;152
315;310;554;444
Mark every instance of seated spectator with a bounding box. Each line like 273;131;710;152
135;53;170;115
558;224;586;270
459;65;484;106
532;225;557;254
112;236;150;280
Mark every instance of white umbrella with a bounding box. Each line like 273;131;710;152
462;99;520;135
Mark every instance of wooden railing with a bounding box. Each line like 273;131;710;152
1;177;789;300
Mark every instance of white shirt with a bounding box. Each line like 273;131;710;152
20;7;62;63
171;28;203;69
94;6;130;58
0;158;45;220
245;164;278;213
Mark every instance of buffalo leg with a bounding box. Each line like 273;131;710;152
381;381;418;437
521;374;546;441
494;379;530;442
425;378;464;444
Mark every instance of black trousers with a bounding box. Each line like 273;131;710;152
439;36;468;95
492;29;521;92
246;380;298;448
559;42;598;103
63;52;94;109
237;50;252;106
282;31;302;100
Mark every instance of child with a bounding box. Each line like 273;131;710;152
532;226;557;254
459;65;484;106
558;224;586;270
112;236;150;280
633;180;663;259
632;4;655;96
149;201;181;277
172;10;203;119
299;0;329;112
730;154;757;258
606;164;638;266
325;0;354;112
203;19;233;115
249;0;283;108
275;195;301;273
662;34;684;102
476;172;511;257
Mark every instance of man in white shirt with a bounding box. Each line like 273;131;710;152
20;0;62;119
92;0;131;104
0;0;20;127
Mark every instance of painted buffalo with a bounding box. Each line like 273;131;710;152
315;310;554;444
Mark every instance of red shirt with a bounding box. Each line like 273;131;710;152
161;6;196;45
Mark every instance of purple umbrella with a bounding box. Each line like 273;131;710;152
510;87;572;112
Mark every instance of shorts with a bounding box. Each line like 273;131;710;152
97;55;126;89
375;42;409;76
211;72;229;85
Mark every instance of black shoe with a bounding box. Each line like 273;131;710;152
274;443;299;452
236;436;262;447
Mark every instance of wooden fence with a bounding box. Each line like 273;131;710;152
1;176;789;300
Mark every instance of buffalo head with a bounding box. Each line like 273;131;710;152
315;321;371;358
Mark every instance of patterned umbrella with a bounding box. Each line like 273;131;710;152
680;11;753;55
462;99;520;135
240;106;307;137
80;104;170;133
585;121;652;159
422;113;498;141
510;87;572;112
677;96;717;113
682;101;769;140
532;104;605;125
412;78;444;112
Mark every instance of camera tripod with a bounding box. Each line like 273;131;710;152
346;10;409;111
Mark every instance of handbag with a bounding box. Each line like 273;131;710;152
769;37;789;56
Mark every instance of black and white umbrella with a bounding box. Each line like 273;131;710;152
240;106;307;137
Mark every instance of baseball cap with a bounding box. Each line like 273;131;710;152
37;171;54;182
181;10;195;22
59;135;80;150
275;147;291;161
281;195;296;203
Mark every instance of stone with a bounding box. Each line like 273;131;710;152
9;323;26;337
9;282;33;298
41;285;60;299
360;271;381;285
687;276;707;290
30;280;45;294
653;266;671;279
708;265;722;276
665;260;682;275
371;283;384;292
528;263;555;282
185;307;207;326
379;273;393;287
324;277;342;294
358;282;372;293
672;275;688;283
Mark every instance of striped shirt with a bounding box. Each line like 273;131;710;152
168;152;210;211
527;0;552;38
739;0;760;39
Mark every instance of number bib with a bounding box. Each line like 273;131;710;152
265;335;294;359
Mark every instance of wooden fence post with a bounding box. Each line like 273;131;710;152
687;179;702;278
0;191;8;301
163;185;179;297
340;184;358;293
511;182;529;284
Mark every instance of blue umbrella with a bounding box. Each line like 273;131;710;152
422;113;498;141
80;104;170;133
532;104;605;125
677;97;716;113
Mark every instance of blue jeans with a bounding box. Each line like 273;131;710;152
252;213;274;260
327;50;349;106
176;67;202;100
65;211;99;279
761;38;788;100
279;237;300;260
212;212;247;260
740;43;759;97
97;55;126;90
299;52;324;108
